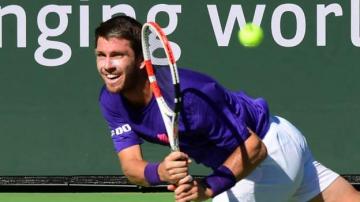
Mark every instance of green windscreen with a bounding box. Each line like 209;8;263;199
0;0;359;176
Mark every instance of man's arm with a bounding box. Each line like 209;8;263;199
118;144;190;187
171;129;268;201
224;128;268;181
118;144;148;186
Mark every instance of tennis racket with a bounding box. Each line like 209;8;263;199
141;22;181;152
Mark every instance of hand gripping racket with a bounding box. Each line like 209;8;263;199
141;22;181;152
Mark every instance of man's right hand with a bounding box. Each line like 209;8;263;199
158;151;191;184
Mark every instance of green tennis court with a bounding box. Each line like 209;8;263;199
0;193;213;202
0;193;196;202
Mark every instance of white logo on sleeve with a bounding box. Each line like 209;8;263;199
111;124;132;137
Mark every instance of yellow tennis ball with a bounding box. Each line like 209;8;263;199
238;23;264;47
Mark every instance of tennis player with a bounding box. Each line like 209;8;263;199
94;15;360;202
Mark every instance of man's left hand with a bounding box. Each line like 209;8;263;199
168;179;213;202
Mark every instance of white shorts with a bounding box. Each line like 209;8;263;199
213;116;339;202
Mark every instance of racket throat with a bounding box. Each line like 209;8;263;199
159;107;179;151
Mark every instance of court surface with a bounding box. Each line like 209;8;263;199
0;193;212;202
0;193;174;202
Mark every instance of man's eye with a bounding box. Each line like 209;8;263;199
96;53;105;57
113;53;124;58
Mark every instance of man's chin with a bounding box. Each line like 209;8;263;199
106;85;121;93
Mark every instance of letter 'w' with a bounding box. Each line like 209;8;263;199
207;5;265;46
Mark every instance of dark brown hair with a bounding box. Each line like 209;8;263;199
95;15;142;58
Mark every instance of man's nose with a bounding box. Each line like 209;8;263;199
104;58;116;70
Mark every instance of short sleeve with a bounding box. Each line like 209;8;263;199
110;123;143;153
99;88;143;153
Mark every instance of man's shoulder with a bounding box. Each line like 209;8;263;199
178;67;219;89
99;85;114;103
98;86;126;113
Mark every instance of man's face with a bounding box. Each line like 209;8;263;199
95;37;142;93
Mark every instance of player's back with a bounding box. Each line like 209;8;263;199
178;67;270;139
175;68;270;168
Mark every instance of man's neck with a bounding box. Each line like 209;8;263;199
123;79;152;108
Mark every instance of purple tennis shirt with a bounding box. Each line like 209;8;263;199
99;68;270;169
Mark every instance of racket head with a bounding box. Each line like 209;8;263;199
141;22;181;151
